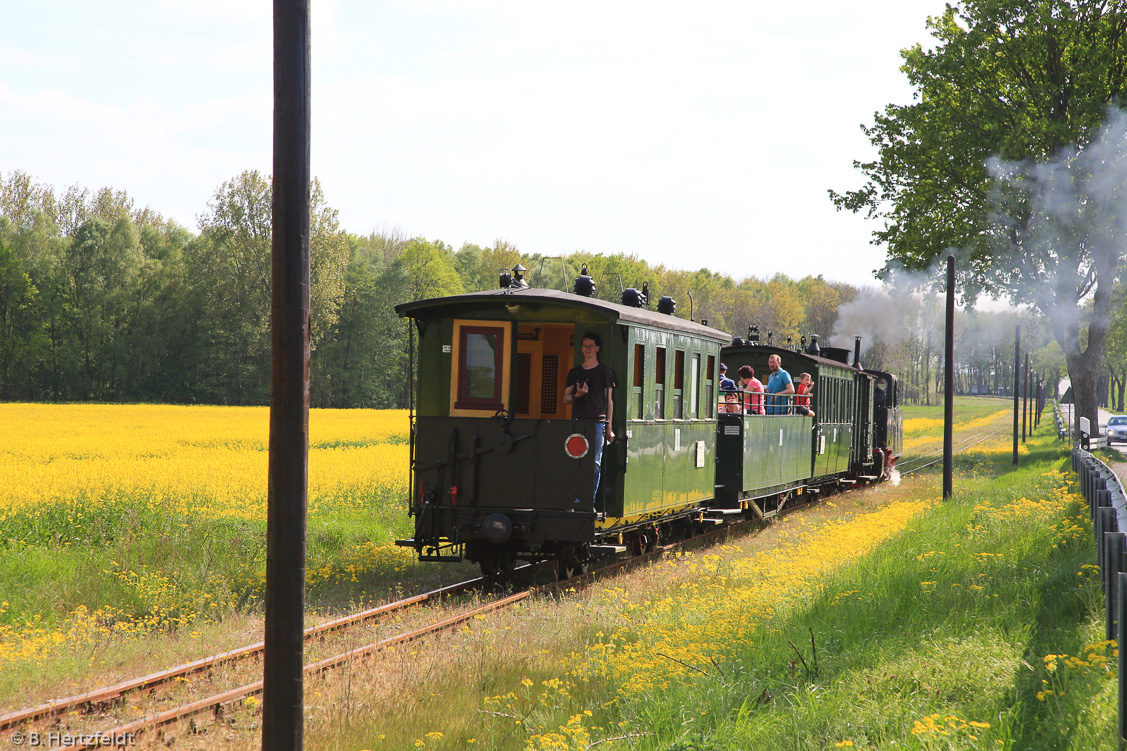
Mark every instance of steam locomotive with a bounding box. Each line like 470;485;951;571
395;267;902;578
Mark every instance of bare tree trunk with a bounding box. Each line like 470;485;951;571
1066;351;1102;439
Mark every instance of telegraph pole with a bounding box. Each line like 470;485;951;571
943;255;954;499
1022;353;1030;442
263;1;311;750
1013;326;1020;466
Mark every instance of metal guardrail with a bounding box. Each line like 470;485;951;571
1054;400;1069;440
1072;447;1127;748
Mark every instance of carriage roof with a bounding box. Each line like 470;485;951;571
719;342;873;374
397;287;732;343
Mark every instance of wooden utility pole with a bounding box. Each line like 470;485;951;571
1022;353;1030;442
263;1;311;750
943;255;954;499
1013;326;1020;466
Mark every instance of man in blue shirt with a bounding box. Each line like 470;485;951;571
765;354;795;415
719;362;737;393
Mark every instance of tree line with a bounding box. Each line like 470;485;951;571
0;169;1061;408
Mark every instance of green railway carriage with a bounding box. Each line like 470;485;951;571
715;343;887;514
395;285;730;574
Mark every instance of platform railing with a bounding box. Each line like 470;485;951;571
717;389;811;417
1072;447;1127;748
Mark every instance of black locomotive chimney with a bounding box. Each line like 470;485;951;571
853;336;862;368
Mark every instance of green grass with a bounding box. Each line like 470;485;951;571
0;482;479;704
609;428;1113;749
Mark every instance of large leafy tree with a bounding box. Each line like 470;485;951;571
831;0;1127;435
191;170;350;404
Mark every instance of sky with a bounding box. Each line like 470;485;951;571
0;0;947;290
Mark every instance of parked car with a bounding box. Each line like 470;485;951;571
1107;415;1127;444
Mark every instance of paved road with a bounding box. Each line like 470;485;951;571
1058;404;1114;434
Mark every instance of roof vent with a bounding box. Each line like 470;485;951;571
822;346;852;365
657;296;677;315
748;325;760;346
731;336;745;347
573;263;595;297
509;263;529;289
621;288;646;308
805;334;821;356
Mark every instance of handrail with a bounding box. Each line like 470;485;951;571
717;388;809;416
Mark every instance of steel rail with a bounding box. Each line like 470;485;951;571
0;576;485;731
75;590;532;750
899;425;1012;477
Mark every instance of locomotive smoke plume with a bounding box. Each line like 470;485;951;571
970;108;1127;335
834;109;1127;368
830;288;897;355
829;286;926;357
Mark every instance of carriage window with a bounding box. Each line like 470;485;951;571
632;343;645;419
705;355;715;418
673;350;685;419
655;347;666;419
451;320;511;416
690;353;700;418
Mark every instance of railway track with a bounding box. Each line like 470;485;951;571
0;577;487;737
897;417;1018;477
0;501;787;749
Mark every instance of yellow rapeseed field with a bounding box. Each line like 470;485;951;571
901;409;1012;455
0;404;413;673
0;403;409;522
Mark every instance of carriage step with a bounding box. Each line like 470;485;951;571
858;475;879;481
707;508;743;515
839;479;857;485
590;544;628;554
